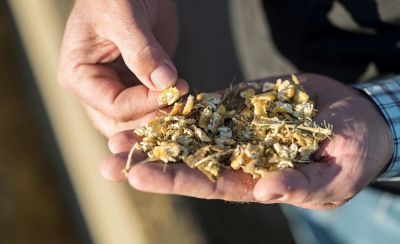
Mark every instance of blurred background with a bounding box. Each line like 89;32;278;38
1;0;295;243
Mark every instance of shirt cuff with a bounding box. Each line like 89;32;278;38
354;76;400;181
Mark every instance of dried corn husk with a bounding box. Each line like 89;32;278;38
124;75;332;181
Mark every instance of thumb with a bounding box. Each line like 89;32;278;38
111;22;178;91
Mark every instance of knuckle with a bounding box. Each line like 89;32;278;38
108;137;120;153
99;93;127;122
108;132;130;153
124;40;162;74
110;108;129;122
110;100;138;122
124;42;153;68
135;42;154;60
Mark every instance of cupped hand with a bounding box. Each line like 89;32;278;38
102;74;394;209
58;0;188;136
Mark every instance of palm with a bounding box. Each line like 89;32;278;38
282;74;393;208
103;74;393;208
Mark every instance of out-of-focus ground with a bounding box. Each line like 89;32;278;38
174;2;294;243
0;2;87;243
1;1;294;243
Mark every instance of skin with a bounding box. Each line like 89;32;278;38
58;0;188;137
103;74;394;209
59;2;394;208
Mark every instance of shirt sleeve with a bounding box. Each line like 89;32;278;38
354;76;400;181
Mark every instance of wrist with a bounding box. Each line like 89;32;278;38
353;76;400;180
357;89;395;177
377;117;395;177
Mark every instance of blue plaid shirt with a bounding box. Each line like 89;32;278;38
354;76;400;181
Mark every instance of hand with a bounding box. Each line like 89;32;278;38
101;74;394;209
58;0;188;137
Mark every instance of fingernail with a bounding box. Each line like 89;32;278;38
150;63;177;90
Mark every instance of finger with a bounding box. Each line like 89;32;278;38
253;168;311;205
100;153;129;182
108;131;143;154
253;162;342;208
84;103;157;137
71;63;189;121
101;153;257;201
108;9;178;91
100;151;146;182
129;164;257;202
